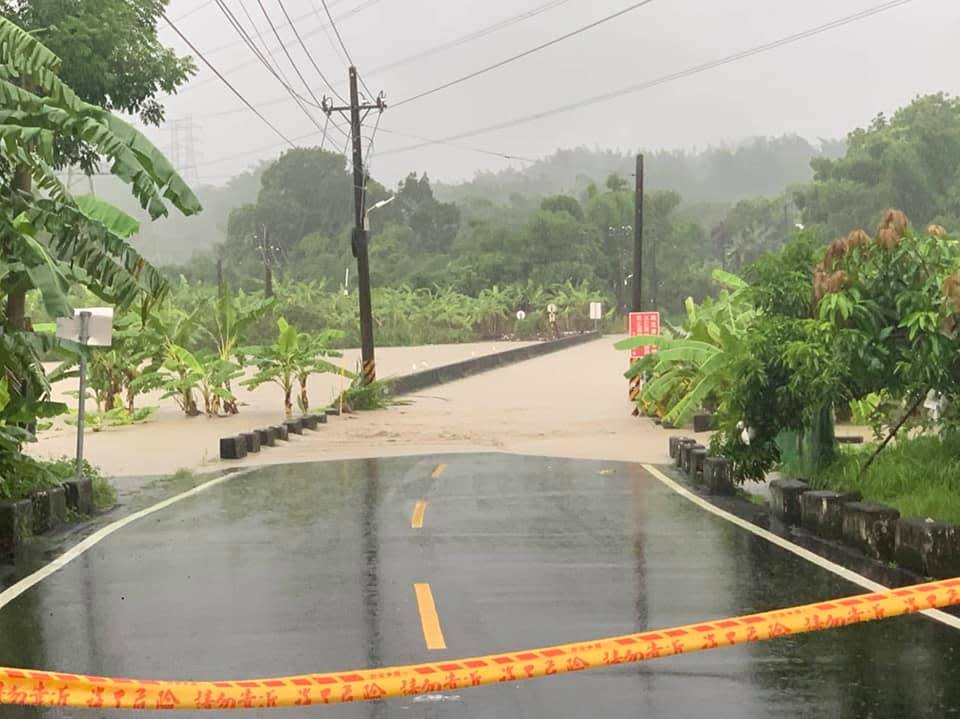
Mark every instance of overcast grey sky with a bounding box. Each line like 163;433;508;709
149;0;959;188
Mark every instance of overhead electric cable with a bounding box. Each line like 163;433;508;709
162;13;295;148
276;0;349;103
392;0;658;109
365;0;573;78
318;0;375;98
382;0;915;153
180;0;384;94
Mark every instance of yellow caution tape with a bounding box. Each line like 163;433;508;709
1;578;957;710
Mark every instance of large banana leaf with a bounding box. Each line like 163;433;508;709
74;196;140;239
0;16;201;219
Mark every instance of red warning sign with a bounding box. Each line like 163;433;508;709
628;312;660;360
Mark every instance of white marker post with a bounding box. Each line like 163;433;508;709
56;308;114;479
589;301;603;331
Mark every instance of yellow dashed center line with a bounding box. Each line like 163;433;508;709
414;583;447;650
431;463;447;479
411;500;428;529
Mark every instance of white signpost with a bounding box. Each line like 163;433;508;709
589;302;603;330
56;308;114;479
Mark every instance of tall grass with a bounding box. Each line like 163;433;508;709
783;434;960;523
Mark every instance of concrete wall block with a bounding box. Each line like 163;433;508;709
769;479;810;525
895;518;960;579
704;457;735;495
256;427;277;447
219;436;248;460
668;436;692;459
800;490;862;539
688;448;708;482
676;439;697;469
842;502;900;561
241;432;261;453
31;490;52;534
0;499;33;553
693;413;713;433
63;478;94;515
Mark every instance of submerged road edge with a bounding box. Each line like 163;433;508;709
641;463;960;630
0;468;260;612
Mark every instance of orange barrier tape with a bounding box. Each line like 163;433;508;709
2;578;958;710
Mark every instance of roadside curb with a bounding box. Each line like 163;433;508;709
388;332;601;396
656;462;949;595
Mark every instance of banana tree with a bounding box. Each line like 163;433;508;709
617;270;756;426
142;345;241;418
0;17;199;462
242;318;346;416
201;286;274;413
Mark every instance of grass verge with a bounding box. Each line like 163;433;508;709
782;434;960;524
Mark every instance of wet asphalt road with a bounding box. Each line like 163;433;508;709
1;453;960;718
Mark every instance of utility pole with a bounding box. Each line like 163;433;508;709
323;67;386;385
256;225;274;298
632;154;644;312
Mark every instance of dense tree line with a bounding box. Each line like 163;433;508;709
165;93;960;319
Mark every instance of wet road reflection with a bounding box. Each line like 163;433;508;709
0;454;957;717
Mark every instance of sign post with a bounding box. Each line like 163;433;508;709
628;311;661;360
589;302;603;331
56;308;114;480
627;311;661;414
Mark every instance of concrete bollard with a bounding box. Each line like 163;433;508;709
669;436;692;459
274;424;289;442
241;432;261;454
284;418;304;435
0;499;33;553
895;518;960;579
688;447;708;482
682;443;705;475
325;407;341;417
63;478;94;515
676;439;697;468
842;502;900;561
800;490;862;539
31;486;67;534
703;457;735;495
769;479;810;526
219;436;248;460
256;427;277;447
693;413;713;433
301;414;319;430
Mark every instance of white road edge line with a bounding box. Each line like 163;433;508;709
0;468;257;611
642;464;960;630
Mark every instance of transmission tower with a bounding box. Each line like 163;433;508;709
169;116;201;181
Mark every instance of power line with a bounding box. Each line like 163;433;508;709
392;0;658;109
185;124;536;171
214;0;320;108
382;0;916;153
318;0;375;98
179;0;384;94
170;0;215;23
276;0;349;104
237;0;294;86
202;0;354;55
214;0;340;140
162;13;295;148
365;0;573;79
378;128;537;163
255;0;328;108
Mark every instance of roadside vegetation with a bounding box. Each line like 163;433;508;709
622;95;960;524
